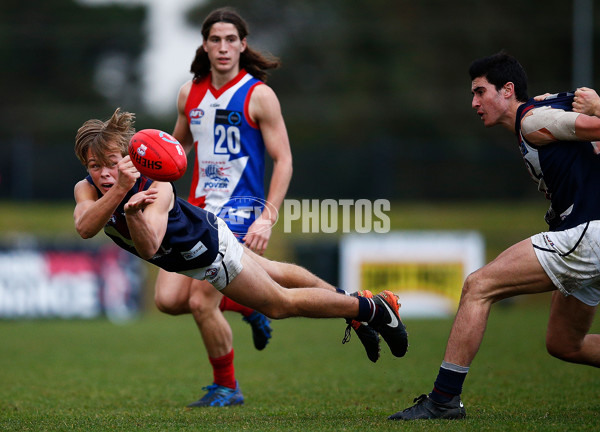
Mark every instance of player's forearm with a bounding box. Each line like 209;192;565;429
264;157;292;222
125;210;162;259
575;115;600;142
75;189;128;238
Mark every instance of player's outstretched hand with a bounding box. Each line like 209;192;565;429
573;87;600;117
124;189;158;214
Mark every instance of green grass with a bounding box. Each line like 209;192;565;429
0;302;599;431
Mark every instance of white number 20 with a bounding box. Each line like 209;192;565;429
215;125;241;154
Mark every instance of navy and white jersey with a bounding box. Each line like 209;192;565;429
86;175;219;272
184;69;266;237
515;93;600;231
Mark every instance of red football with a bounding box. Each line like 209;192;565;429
128;129;187;182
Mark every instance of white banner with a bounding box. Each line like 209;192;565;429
340;231;485;317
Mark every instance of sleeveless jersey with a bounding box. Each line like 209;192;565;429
515;93;600;231
86;175;219;272
185;69;266;236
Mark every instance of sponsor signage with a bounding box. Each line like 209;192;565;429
340;231;485;317
0;244;144;321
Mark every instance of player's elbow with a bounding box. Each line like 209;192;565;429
78;231;94;240
136;246;157;261
75;223;99;239
284;154;293;172
138;252;153;260
274;152;293;173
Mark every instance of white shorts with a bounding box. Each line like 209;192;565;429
178;218;244;290
531;220;600;306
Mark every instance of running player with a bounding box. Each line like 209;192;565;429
154;7;380;408
154;7;285;407
390;51;600;421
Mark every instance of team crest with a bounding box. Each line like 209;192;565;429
205;267;218;278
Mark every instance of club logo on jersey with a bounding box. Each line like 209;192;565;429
201;163;230;190
136;144;147;157
215;109;242;126
189;108;204;125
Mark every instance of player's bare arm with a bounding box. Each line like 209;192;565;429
172;81;195;154
573;112;600;142
522;108;600;145
244;84;293;253
74;156;138;239
124;181;174;260
247;84;293;208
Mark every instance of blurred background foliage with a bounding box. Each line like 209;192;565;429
0;0;597;202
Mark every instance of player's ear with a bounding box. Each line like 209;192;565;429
240;37;247;53
503;82;515;98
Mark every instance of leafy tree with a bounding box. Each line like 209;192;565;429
0;0;145;199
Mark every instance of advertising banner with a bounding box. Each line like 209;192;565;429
340;231;485;317
0;244;144;321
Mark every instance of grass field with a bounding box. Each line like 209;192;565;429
1;200;599;430
1;303;599;431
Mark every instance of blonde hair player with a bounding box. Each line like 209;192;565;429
73;108;409;409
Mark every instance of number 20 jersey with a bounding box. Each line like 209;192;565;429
184;70;266;234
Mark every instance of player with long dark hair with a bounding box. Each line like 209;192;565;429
153;7;380;408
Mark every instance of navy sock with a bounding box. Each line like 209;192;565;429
430;361;469;403
355;296;376;322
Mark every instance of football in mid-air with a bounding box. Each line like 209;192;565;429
128;129;187;182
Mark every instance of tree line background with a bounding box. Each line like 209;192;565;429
1;0;597;203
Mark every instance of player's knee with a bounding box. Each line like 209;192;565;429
461;271;486;300
187;284;223;316
154;271;191;315
255;295;293;320
154;292;186;315
187;290;218;315
546;334;580;362
546;340;571;361
255;303;287;320
461;268;501;304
